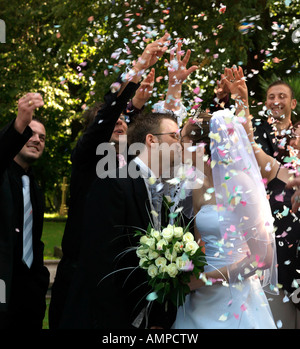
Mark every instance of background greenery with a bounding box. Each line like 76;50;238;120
1;0;299;211
42;220;65;257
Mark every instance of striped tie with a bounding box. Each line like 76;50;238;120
22;175;33;268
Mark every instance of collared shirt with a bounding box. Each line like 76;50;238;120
133;157;163;230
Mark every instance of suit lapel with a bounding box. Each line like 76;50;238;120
131;176;152;230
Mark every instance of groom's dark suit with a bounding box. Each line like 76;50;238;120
60;165;177;329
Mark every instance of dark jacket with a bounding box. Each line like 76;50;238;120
0;120;49;323
49;79;140;329
60;166;177;329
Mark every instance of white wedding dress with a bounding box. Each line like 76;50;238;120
172;205;277;329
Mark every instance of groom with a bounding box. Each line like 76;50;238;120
59;112;182;329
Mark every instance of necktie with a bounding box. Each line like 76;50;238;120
149;180;164;230
22;175;33;268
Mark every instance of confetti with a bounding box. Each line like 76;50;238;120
218;312;229;321
240;304;247;312
146;292;158;301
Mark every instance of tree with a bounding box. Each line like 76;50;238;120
1;0;299;211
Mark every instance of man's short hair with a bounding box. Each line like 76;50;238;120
32;117;45;127
127;112;177;145
267;80;295;99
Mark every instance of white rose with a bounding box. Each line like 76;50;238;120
145;237;156;250
140;235;149;244
165;248;177;262
150;229;161;241
159;265;168;274
148;249;159;260
136;246;148;258
156;239;168;251
173;241;184;253
161;226;174;242
167;263;178;278
183;232;194;243
174;226;184;238
148;264;158;278
176;256;187;270
140;235;156;249
155;256;167;268
139;257;148;269
184;241;199;255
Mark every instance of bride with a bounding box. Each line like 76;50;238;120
172;105;278;328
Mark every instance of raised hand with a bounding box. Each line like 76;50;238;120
223;66;248;105
165;41;198;86
134;32;170;73
216;69;231;101
14;93;44;134
163;41;198;113
132;68;155;109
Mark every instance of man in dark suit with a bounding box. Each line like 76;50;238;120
0;93;50;329
49;34;170;329
59;111;181;329
252;80;297;163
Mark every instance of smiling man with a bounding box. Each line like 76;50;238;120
0;92;49;329
14;119;46;168
253;80;297;162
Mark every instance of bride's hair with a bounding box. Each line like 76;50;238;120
183;112;212;157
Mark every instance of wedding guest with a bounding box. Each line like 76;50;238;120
0;93;50;329
223;66;300;328
49;33;170;329
215;74;297;164
59;111;181;329
252;80;297;163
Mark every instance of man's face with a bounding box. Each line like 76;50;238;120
152;118;182;174
18;120;46;164
265;84;297;121
109;115;128;144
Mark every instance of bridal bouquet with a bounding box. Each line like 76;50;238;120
135;221;206;307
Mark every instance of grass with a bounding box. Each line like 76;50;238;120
43;297;51;329
42;218;66;329
42;220;65;258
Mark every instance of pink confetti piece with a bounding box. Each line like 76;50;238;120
193;86;200;94
275;194;284;202
219;4;226;13
181;260;194;272
218;149;226;157
233;313;239;320
240;304;247;312
194;96;203;103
